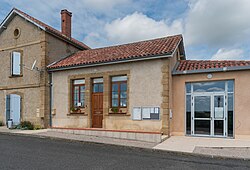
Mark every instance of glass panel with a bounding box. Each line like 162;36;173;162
12;52;21;75
120;83;127;91
93;78;103;83
80;86;85;106
214;120;224;136
186;95;191;135
73;79;85;85
112;84;118;91
74;86;79;107
112;99;118;107
112;76;127;82
193;81;225;92
228;94;234;137
186;83;191;93
99;84;103;92
120;99;127;107
227;80;234;92
194;96;210;118
214;95;224;119
93;84;99;93
112;92;118;99
194;120;210;135
120;92;127;98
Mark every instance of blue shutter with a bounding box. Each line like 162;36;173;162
6;95;10;124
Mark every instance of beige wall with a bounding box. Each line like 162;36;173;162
172;70;250;138
0;14;83;126
46;33;80;65
52;59;168;132
0;15;45;126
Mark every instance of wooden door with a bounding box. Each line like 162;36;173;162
92;79;103;128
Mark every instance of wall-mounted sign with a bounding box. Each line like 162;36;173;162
132;107;160;120
132;107;142;120
214;107;224;119
142;107;151;119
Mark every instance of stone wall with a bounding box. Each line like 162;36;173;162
52;59;169;132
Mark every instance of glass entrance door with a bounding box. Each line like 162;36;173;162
213;95;226;136
191;94;227;137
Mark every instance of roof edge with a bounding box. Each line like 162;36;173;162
0;8;90;50
172;65;250;75
48;53;173;72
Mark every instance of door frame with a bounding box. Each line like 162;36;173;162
191;92;227;137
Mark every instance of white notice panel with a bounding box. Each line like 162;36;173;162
142;107;151;119
214;107;224;119
132;107;142;120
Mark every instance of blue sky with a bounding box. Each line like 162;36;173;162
1;0;250;60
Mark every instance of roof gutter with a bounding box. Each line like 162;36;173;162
48;53;173;72
172;65;250;75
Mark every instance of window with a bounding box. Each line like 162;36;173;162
111;76;127;108
11;51;21;76
72;79;85;108
93;78;103;93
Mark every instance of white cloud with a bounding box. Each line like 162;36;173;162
211;48;244;60
185;0;250;46
104;12;183;44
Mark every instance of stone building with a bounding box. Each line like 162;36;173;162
0;8;89;127
48;34;250;141
48;35;185;142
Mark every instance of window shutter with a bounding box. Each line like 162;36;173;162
12;52;21;75
6;95;11;123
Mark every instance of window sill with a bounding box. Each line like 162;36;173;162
9;75;23;78
108;113;130;116
67;113;87;116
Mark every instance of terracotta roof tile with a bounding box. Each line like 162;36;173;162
48;34;183;69
175;60;250;72
14;8;90;50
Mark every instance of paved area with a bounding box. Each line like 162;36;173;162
0;134;249;170
154;136;250;159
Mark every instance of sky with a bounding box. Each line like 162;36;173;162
1;0;250;60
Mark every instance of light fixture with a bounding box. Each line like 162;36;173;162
207;74;213;79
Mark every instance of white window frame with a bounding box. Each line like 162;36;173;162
11;51;22;76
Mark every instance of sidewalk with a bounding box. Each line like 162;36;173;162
1;126;250;160
154;136;250;159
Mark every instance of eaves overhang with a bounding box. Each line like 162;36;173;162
172;64;250;75
48;53;173;72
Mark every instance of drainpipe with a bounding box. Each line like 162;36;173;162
49;72;53;128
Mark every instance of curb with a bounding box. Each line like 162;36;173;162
0;131;249;161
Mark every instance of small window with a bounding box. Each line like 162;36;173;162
11;51;21;76
111;76;127;108
14;28;21;38
72;79;85;108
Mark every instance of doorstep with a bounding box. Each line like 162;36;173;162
50;127;165;143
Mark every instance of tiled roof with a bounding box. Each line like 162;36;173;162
13;8;90;50
174;60;250;74
48;34;183;69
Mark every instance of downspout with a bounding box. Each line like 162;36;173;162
49;72;52;127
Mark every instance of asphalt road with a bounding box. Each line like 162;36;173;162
0;134;249;170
